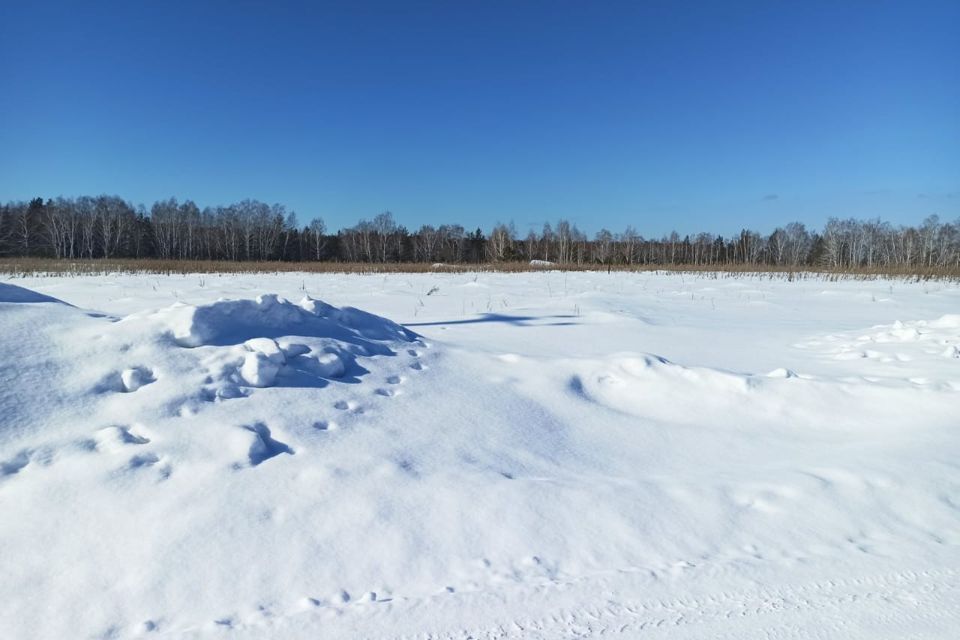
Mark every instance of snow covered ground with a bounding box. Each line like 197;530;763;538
1;270;958;639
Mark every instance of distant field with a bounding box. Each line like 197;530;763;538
1;257;958;280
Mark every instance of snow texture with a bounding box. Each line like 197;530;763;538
1;273;959;639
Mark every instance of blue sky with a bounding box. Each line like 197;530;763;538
1;1;957;236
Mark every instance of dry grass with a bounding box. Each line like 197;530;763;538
1;257;958;281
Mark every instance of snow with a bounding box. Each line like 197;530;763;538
1;272;959;639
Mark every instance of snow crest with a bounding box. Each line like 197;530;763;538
134;293;415;349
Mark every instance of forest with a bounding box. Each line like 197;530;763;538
1;195;958;270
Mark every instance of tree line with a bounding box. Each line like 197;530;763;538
1;195;958;270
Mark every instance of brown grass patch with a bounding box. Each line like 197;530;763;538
0;257;957;281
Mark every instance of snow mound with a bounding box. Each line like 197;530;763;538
929;313;960;329
566;351;929;433
571;354;757;423
869;316;960;343
797;315;960;377
109;294;420;391
240;338;285;387
136;294;415;348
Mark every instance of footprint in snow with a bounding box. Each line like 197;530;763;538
94;426;150;453
128;453;160;469
121;454;171;482
386;375;404;385
242;422;293;467
120;366;156;392
202;384;250;403
0;450;32;478
313;420;338;432
334;399;363;413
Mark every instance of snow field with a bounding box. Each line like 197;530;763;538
1;271;958;639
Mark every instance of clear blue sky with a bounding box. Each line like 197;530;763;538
1;1;957;236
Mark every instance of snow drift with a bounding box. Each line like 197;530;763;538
1;274;959;639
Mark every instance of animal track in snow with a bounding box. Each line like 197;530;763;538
242;422;293;467
200;383;251;403
334;399;363;413
155;565;960;639
120;366;156;392
0;450;31;478
128;453;161;469
94;426;151;453
386;375;404;385
313;420;338;432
